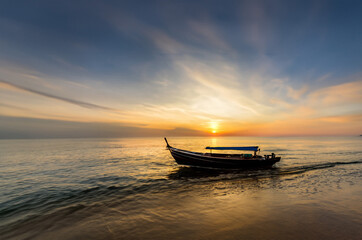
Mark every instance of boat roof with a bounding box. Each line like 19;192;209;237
205;146;259;151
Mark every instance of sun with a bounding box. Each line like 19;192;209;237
209;121;219;134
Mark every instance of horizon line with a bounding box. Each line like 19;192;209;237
1;135;360;140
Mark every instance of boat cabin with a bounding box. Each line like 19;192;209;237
205;146;260;159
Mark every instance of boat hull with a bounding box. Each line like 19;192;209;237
169;147;280;169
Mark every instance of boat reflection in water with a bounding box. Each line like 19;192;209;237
165;137;281;169
167;166;283;182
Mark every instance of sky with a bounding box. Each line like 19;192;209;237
0;0;361;138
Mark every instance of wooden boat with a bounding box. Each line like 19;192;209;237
165;138;280;169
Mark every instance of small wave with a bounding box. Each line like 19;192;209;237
279;160;362;174
1;159;361;234
79;176;131;184
106;157;125;162
318;151;362;155
168;160;362;181
263;148;289;152
0;178;170;228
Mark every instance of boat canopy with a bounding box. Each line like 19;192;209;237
205;146;259;151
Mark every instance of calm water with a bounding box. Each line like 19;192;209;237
0;137;361;240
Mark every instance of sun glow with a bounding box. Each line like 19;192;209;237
209;121;219;134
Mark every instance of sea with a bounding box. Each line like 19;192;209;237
0;136;361;240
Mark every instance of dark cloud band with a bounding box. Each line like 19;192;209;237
0;79;118;112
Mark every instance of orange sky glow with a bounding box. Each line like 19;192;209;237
1;71;361;138
0;1;361;138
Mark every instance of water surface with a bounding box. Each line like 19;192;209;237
0;137;361;239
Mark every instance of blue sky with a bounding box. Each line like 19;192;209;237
0;0;361;138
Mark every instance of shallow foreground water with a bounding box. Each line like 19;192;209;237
0;137;361;240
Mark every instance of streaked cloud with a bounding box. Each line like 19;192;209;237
0;79;118;111
0;115;206;139
308;80;362;106
0;0;361;137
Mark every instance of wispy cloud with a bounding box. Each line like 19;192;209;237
0;79;118;112
308;80;362;106
317;114;362;123
188;20;231;52
0;1;361;137
0;115;207;139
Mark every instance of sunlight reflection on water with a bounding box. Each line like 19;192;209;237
0;137;361;239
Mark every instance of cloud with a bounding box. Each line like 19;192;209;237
0;102;28;111
147;28;186;54
287;85;309;100
0;79;118;112
188;20;231;51
175;58;265;117
1;1;361;137
317;114;362;123
308;80;362;106
0;116;206;139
